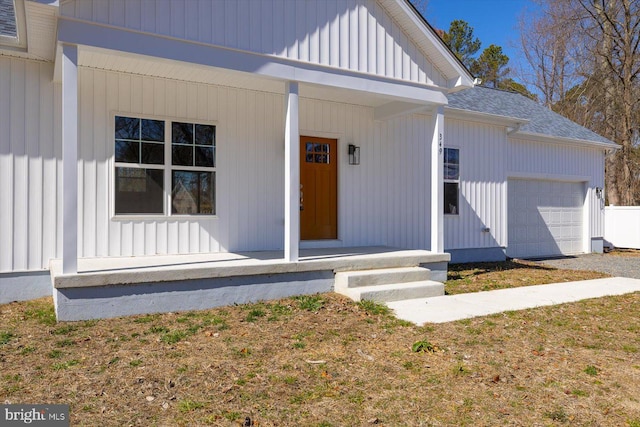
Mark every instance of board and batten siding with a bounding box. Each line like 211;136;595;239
78;67;285;257
0;61;435;273
443;118;606;252
443;118;507;250
60;0;447;87
77;67;434;259
300;99;433;250
507;137;606;240
0;57;61;273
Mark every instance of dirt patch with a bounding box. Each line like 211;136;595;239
446;259;609;295
2;290;640;426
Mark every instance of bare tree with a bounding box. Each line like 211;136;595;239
519;1;579;107
521;0;640;205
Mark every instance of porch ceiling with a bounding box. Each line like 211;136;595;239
77;46;428;109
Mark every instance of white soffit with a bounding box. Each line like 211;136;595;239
24;0;57;61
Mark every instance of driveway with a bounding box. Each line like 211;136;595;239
533;253;640;279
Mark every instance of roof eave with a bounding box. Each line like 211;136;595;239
445;106;528;127
511;131;620;151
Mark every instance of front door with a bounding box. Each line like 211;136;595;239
300;136;338;240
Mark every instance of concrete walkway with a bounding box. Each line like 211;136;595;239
387;277;640;325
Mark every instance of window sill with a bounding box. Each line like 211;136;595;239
112;215;218;221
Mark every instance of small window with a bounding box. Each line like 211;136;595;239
305;143;330;164
444;148;459;215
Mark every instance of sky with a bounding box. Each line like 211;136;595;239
418;0;539;78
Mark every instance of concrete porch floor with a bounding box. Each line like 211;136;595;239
51;247;449;289
50;247;449;321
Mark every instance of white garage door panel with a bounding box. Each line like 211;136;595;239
508;180;584;259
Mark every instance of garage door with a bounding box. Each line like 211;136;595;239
508;179;584;259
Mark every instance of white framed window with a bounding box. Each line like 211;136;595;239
113;115;216;216
170;122;216;215
444;147;459;215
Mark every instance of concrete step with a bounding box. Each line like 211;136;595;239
334;266;431;289
336;280;444;303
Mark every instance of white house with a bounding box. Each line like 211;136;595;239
0;0;616;320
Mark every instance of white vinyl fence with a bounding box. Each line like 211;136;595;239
604;206;640;249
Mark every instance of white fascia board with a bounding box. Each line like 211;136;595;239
392;0;474;90
57;18;448;106
511;131;620;151
445;106;528;128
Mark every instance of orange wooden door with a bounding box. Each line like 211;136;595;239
300;136;338;240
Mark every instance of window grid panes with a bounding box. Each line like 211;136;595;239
305;142;330;164
115;116;165;165
171;122;216;168
114;115;216;216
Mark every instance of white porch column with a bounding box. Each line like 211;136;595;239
431;106;444;253
284;81;300;262
62;44;78;274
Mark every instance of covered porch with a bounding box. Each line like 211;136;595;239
48;8;472;320
55;16;450;276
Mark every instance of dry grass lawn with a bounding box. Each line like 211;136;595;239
607;248;640;257
446;259;609;294
1;262;639;426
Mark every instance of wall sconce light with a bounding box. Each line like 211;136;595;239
348;144;360;165
596;187;603;199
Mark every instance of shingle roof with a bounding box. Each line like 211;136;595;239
448;86;616;146
0;0;17;38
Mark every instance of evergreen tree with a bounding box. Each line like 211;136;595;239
471;44;510;88
498;79;538;100
441;20;481;68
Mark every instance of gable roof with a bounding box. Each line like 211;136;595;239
447;86;617;147
380;0;474;90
